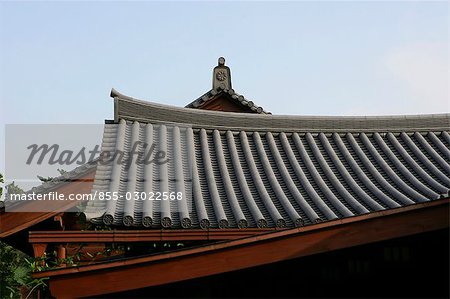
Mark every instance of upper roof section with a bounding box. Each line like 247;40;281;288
186;57;270;114
89;61;450;229
110;88;450;133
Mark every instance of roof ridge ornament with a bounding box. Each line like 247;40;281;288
213;57;232;90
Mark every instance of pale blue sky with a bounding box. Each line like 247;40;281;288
0;1;449;175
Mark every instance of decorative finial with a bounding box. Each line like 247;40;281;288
212;57;232;90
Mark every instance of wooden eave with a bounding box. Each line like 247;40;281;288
33;199;449;298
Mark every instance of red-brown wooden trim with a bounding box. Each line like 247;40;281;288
29;228;276;243
32;243;48;258
57;245;67;267
0;171;95;238
34;199;449;298
200;95;255;113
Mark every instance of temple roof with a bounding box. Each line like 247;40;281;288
83;90;450;229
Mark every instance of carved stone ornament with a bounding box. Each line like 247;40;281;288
216;71;227;81
212;57;232;90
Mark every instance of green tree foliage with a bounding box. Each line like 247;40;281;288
0;173;24;298
0;241;29;298
0;175;47;298
0;243;48;299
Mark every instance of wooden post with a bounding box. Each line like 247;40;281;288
57;245;67;267
32;243;47;258
32;243;47;267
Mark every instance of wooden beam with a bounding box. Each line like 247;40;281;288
34;199;448;298
29;228;276;243
0;171;95;238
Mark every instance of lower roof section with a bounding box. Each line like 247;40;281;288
0;170;96;238
36;199;449;298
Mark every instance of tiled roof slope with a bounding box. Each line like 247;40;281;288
84;91;450;229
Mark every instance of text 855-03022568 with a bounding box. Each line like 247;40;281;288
94;191;184;201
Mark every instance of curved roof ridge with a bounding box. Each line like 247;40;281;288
110;88;450;132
